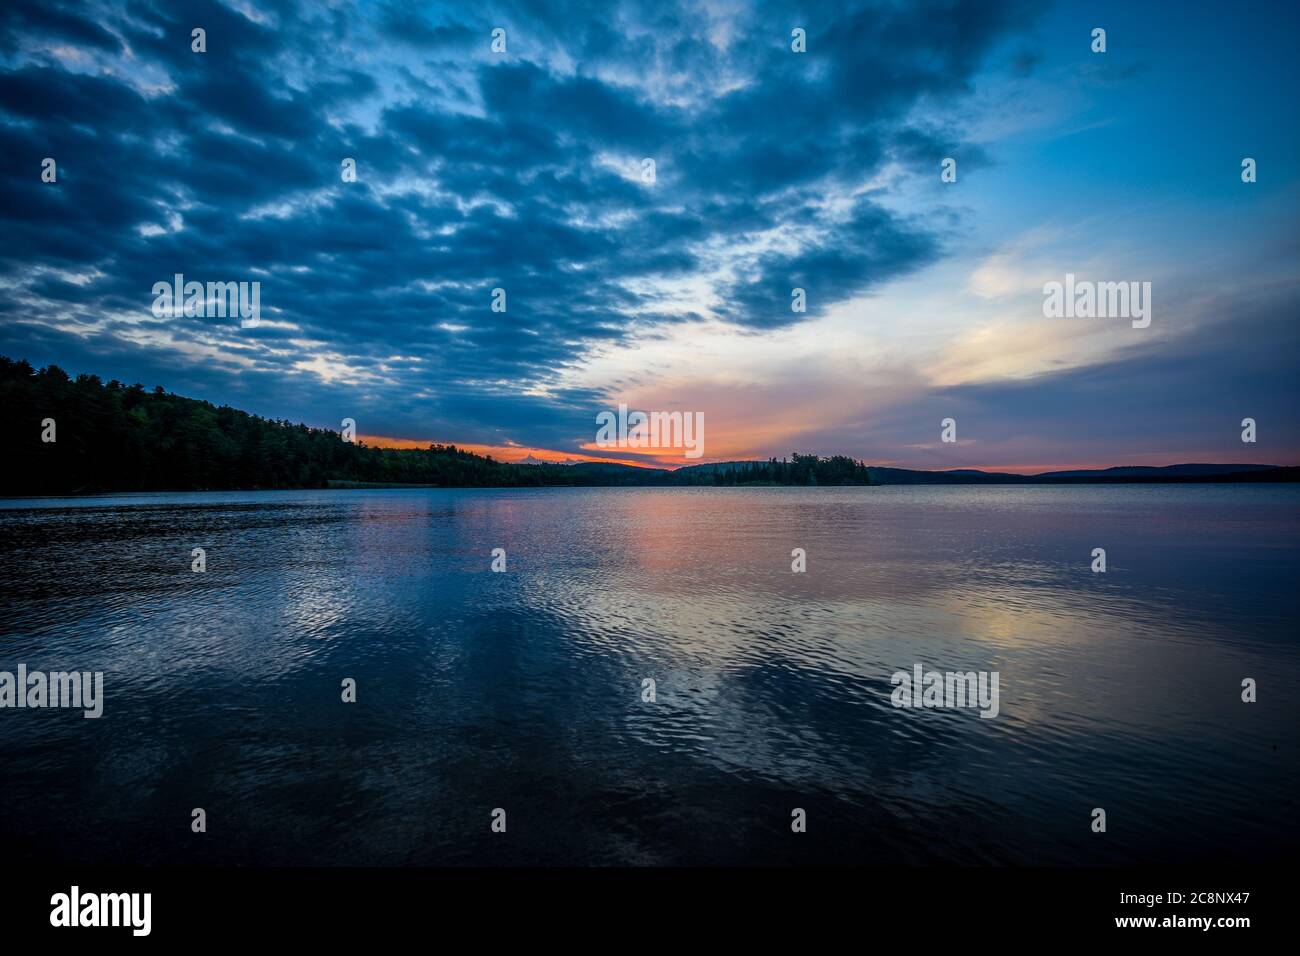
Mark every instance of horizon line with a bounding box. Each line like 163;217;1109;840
357;436;1288;476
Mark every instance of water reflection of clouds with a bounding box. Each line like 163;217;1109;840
492;486;1300;793
2;487;1298;864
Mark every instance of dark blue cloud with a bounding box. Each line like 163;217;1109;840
0;0;1032;450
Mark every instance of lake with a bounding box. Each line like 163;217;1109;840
1;485;1296;865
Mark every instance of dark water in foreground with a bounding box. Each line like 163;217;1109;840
0;485;1296;866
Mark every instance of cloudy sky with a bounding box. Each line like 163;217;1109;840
2;0;1297;471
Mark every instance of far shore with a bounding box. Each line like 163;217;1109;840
3;474;1298;501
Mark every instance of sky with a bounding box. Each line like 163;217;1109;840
1;0;1297;472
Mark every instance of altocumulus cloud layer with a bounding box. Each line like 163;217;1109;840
0;0;1030;452
1;0;1297;467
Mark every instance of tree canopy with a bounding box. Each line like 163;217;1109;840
0;356;871;494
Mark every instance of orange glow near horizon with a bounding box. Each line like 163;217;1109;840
358;435;671;469
357;434;1294;475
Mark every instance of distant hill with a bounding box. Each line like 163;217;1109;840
865;464;1295;485
568;460;662;475
644;460;1295;484
1034;464;1278;478
673;460;754;474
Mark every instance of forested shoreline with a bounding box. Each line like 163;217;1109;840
0;357;872;494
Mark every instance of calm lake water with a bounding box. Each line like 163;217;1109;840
1;485;1296;865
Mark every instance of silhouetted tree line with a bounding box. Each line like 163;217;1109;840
672;454;873;485
1;357;871;493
